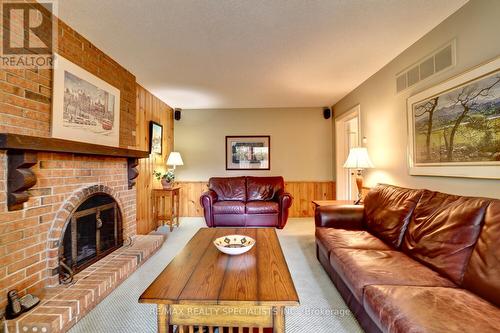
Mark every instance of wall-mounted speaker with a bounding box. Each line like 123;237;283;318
174;108;181;121
323;107;331;119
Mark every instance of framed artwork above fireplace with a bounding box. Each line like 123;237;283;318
52;53;121;147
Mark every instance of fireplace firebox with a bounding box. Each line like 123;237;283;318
59;193;123;283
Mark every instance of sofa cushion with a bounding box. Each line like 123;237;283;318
363;184;423;248
463;200;500;307
329;248;455;302
246;176;284;201
315;228;392;252
364;285;500;333
213;201;245;215
209;177;246;201
401;190;490;284
246;201;279;214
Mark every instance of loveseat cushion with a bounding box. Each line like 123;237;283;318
246;176;284;201
315;228;392;252
213;201;245;214
462;200;500;307
246;201;279;214
363;184;423;248
209;177;246;201
364;285;500;333
329;248;455;302
401;190;490;284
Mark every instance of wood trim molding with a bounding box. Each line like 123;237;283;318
0;134;149;158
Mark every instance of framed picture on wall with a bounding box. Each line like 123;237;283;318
406;56;500;179
149;121;163;154
226;136;270;170
52;54;121;147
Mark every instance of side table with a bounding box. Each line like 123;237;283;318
312;200;355;210
152;187;180;231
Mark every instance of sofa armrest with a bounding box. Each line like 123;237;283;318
314;205;365;229
200;190;218;227
278;192;293;229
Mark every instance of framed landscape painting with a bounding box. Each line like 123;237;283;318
52;54;120;147
407;56;500;179
149;121;163;154
226;136;270;170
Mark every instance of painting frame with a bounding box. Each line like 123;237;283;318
225;136;271;170
52;53;121;147
406;56;500;179
149;121;163;155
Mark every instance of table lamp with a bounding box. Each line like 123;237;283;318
166;152;183;175
343;147;373;204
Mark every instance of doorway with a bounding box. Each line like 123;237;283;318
335;105;361;200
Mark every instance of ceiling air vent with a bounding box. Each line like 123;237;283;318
396;40;456;93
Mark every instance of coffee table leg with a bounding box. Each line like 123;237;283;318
158;304;170;333
273;306;285;333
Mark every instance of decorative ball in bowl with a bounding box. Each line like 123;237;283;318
214;235;255;255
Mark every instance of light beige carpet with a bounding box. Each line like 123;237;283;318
69;218;363;333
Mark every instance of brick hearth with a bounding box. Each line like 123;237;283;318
3;234;165;333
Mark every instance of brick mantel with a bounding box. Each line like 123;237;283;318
0;134;148;211
0;151;138;310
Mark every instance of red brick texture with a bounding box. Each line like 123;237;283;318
0;2;137;148
4;235;165;333
0;152;138;310
0;1;167;324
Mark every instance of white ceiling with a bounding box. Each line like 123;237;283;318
58;0;468;109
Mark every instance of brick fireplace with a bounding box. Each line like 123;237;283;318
0;151;136;306
0;2;172;330
0;147;165;332
49;184;126;286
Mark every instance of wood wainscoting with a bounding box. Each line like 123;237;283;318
176;181;336;218
135;85;174;235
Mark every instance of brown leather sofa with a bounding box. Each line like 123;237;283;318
200;176;293;228
315;184;500;333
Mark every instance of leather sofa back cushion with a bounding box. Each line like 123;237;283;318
363;184;423;248
402;190;490;285
462;200;500;307
209;177;246;201
246;176;284;201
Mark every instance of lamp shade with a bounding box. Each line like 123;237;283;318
166;152;184;166
343;147;374;169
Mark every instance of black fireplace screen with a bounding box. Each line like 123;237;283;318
60;194;122;282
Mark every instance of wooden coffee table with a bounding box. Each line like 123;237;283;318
139;228;299;333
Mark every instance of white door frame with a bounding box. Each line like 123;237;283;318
335;104;361;200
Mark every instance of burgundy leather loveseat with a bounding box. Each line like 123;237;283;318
200;176;293;228
315;184;500;333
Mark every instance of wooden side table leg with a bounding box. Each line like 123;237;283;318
169;193;174;232
153;193;158;231
273;306;285;333
158;304;170;333
175;190;180;227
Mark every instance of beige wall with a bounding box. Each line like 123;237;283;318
333;0;500;198
174;108;332;181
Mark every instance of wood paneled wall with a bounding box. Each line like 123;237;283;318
286;181;336;217
176;181;335;218
135;85;174;234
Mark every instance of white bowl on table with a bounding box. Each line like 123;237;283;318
213;235;255;255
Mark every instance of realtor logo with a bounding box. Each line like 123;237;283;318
1;0;57;68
